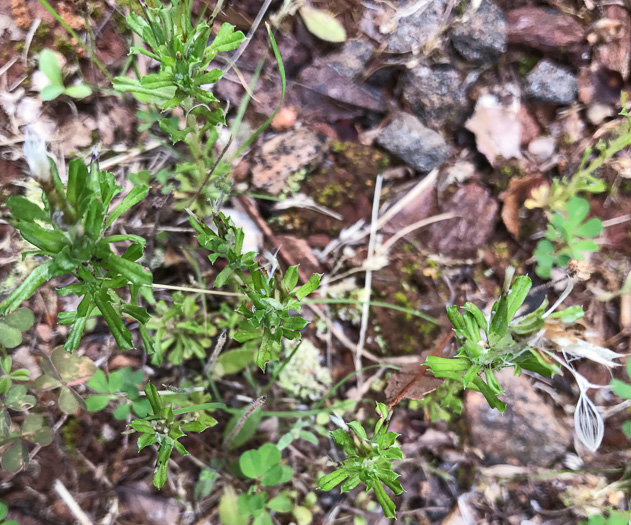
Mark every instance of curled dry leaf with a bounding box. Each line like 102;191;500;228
499;175;548;238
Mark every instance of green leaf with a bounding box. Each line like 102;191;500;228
294;273;322;300
50;345;97;384
87;369;109;393
575;217;603;238
284;266;300;292
267;495;291;513
219;486;249;525
0;260;58;314
105;185;149;228
1;441;27;472
317;468;349;491
239;443;281;479
6;195;48;223
144;381;162;415
154;463;168;489
566;197;590;227
3;308;35;332
299;6;347;43
347;421;367;440
102;254;152;286
0;323;22;349
611;379;631;400
40;84;65;101
85;395;110;412
260;463;287;486
39;49;63;85
506;276;532;321
93;291;133;350
372;481;396;518
64;83;92;99
208;23;246;53
17;222;67;253
59;386;81;414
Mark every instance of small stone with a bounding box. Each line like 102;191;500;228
525;59;578;104
401;65;466;127
464;369;571;466
528;136;556;162
377;113;450;172
327;39;374;79
359;0;448;54
451;0;507;64
586;102;615;125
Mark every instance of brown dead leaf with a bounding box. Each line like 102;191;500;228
251;128;330;195
108;355;140;370
499;175;548;238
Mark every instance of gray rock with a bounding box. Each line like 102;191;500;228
377;113;450;172
401;65;466;127
464;369;571;466
360;0;448;54
525;59;578;104
328;39;374;79
451;0;507;64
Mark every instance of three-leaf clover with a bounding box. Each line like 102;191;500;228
534;197;603;279
85;367;151;419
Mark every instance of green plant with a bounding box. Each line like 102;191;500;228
85;367;151;419
191;212;322;370
126;381;220;488
580;511;631;525
417;379;463;422
533;197;603;279
236;443;294;525
147;291;213;366
0;502;18;525
113;0;245;211
38;49;93;101
1;133;152;353
318;402;404;519
424;270;620;451
610;356;631;438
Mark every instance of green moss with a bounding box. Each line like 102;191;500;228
34;21;51;40
54;34;76;55
316;183;344;207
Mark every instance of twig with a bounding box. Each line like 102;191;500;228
223;395;267;449
53;479;94;525
356;174;384;387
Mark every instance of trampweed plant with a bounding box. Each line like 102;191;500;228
425;269;621;451
113;0;245;211
1;136;152;353
318;402;403;518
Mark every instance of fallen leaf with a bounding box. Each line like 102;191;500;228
499;175;548;238
299;5;346;43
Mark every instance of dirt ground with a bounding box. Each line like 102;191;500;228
0;0;630;524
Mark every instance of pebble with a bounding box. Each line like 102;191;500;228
377;112;450;172
401;65;466;127
327;39;374;79
525;59;578;104
359;0;448;54
464;369;571;466
451;0;507;64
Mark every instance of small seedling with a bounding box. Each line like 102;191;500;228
126;382;219;488
2;134;152;352
38;49;92;101
534;197;603;279
318;402;404;519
